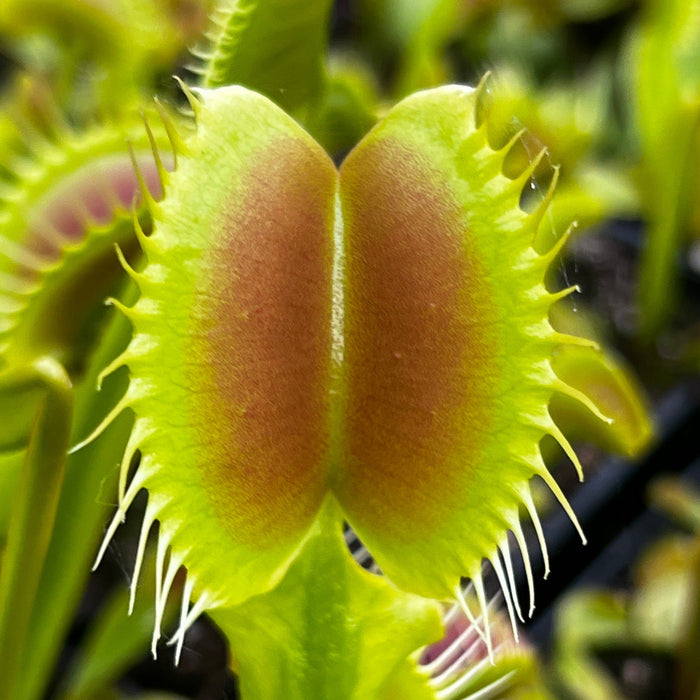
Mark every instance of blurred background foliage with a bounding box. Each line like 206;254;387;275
0;0;699;698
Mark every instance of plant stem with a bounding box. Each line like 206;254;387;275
0;357;72;700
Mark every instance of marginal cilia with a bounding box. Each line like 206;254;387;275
70;76;609;693
0;106;175;374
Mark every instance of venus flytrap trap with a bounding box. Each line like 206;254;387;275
0;109;175;374
65;75;623;698
0;1;663;697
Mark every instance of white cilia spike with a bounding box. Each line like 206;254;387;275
499;536;524;623
550;330;600;351
506;147;549;197
113;243;142;283
539;219;577;265
475;69;493;95
548;284;580;304
0;294;24;313
445;580;474;624
438;666;516;700
547;420;585;481
529;165;559;230
129;506;157;615
131;209;151;252
442;600;462;628
167;590;212;650
510;517;536;617
537;467;587;546
471;575;494;664
96;348;128;390
423;617;482;677
552;375;613;424
104;295;134;319
174;576;196;665
173;76;202;119
188;44;213;61
68;390;134;454
155;547;184;643
117;422;152;505
92;471;146;572
140;110;169;190
490;554;519;642
433;645;502;697
429;636;483;689
184;61;207;77
455;583;489;648
154;98;187;164
92;507;125;573
518;483;550;579
127;141;158;214
152;530;170;656
497;128;527;158
0;236;45;269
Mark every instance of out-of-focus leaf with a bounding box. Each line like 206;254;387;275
648;477;700;532
356;0;465;97
199;0;334;117
0;356;72;700
0;363;53;452
536;165;639;249
0;0;182;114
0;450;22;540
486;66;609;172
306;56;379;158
553;590;628;700
549;304;654;458
627;0;700;337
560;0;634;21
124;695;189;700
17;284;136;700
629;535;696;651
677;535;700;699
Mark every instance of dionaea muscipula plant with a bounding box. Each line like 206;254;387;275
0;109;173;375
67;75;616;698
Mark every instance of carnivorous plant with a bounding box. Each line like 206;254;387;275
0;1;655;698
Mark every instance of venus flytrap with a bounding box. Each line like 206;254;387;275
0;2;666;698
0;110;174;374
65;75;628;698
0;100;177;700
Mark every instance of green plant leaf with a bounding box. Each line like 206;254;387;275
0;361;57;451
547;302;653;458
199;0;334;116
0;356;72;700
0;0;182;113
553;590;629;700
0;450;23;540
0;111;173;376
211;500;443;700
627;0;700;337
305;56;379;158
16;284;137;700
549;342;653;457
357;0;465;98
537;165;639;246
